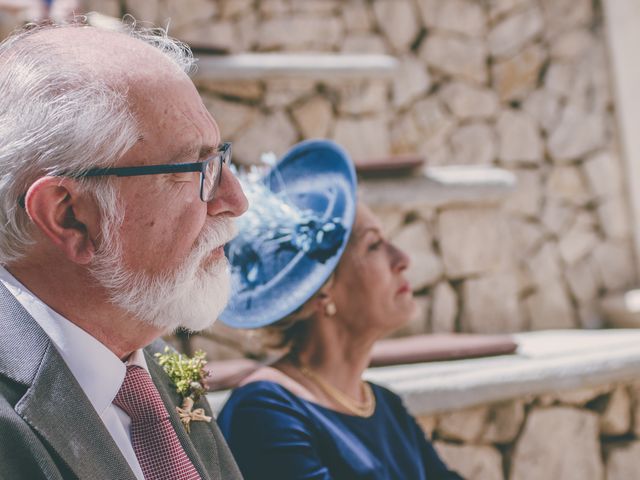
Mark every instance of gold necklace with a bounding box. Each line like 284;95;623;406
299;366;376;417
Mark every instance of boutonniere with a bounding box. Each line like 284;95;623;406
155;347;212;433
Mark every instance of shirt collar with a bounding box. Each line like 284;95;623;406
0;266;149;417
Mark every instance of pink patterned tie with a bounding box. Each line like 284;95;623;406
113;365;201;480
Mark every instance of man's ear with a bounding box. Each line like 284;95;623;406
24;176;102;264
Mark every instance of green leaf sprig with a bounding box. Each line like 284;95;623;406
155;347;210;402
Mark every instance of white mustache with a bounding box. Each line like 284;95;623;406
188;217;237;270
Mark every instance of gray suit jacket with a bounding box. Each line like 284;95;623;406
0;283;243;480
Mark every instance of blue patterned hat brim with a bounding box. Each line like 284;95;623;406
219;139;357;329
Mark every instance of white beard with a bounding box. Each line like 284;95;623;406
89;217;236;332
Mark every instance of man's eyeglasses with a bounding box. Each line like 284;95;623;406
71;142;232;203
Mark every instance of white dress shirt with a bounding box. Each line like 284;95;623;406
0;267;146;480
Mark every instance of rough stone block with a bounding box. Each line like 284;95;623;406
412;98;456;147
551;29;595;61
546;166;591;206
264;78;316;109
417;0;486;36
420;33;487;84
544;62;574;97
439;82;498;120
569;45;611;114
257;16;343;51
332;116;390;163
202;96;257;139
600;385;631;436
511;407;603;480
565;258;600;304
525;242;562;287
392;56;431;109
539;384;613;407
488;7;544;59
182;21;239;52
235;11;258;51
508;217;544;255
492;44;546;101
431;282;458;333
525;278;576;330
540;199;575;236
558;212;599;265
218;0;254;18
291;96;333;140
337;80;388;116
434;443;504;480
85;0;121;17
548;105;607;162
592;242;637;291
259;0;289;16
125;0;159;22
541;0;593;37
583;151;624;199
438;208;510;278
162;0;217;30
577;303;603;329
450;123;496;165
596;196;631;240
232;111;298;165
343;0;374;33
196;80;263;101
503;169;542;217
416;414;438;437
497;110;542;165
437;405;488;442
372;0;421;52
340;34;389;54
390;111;421;154
462;273;523;333
487;0;529;22
523;89;561;133
291;0;340;14
483;399;526;444
606;441;640;480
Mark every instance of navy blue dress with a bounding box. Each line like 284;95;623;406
218;380;463;480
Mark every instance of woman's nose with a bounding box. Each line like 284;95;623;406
389;243;410;272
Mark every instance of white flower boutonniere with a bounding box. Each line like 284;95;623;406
155;347;212;433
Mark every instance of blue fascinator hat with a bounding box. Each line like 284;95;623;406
219;139;357;329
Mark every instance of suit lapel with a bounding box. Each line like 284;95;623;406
145;350;222;480
16;343;137;480
0;284;135;480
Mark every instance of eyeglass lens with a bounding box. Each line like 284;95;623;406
201;146;229;202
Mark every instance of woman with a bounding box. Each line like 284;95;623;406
217;140;462;480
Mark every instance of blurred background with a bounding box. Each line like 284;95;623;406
1;0;637;357
5;1;640;478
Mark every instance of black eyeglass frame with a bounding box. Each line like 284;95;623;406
70;142;231;203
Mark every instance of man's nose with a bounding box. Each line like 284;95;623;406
207;165;248;217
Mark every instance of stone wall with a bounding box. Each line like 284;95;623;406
1;0;637;356
155;0;635;356
419;381;640;479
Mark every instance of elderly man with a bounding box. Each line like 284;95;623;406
0;20;247;480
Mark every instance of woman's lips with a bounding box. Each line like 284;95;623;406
397;282;412;295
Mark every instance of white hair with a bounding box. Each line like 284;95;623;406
90;215;236;332
0;20;196;264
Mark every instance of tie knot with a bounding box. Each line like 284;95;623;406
114;365;169;423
